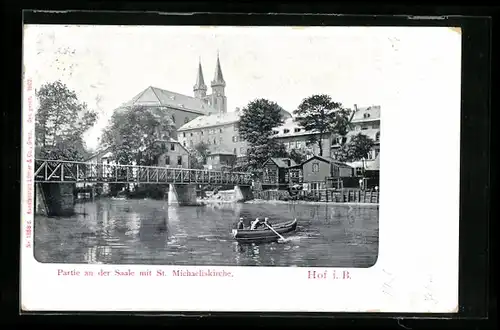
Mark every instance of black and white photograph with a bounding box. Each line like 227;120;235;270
29;25;381;268
21;21;462;313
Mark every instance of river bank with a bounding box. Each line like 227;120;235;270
244;199;379;207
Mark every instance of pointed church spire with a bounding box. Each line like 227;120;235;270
212;52;225;87
194;58;207;90
194;58;207;99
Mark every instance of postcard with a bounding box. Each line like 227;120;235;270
21;23;461;312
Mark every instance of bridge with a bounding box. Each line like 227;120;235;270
34;159;253;185
33;159;254;215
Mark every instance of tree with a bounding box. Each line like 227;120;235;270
188;141;210;169
294;94;353;157
35;81;97;160
101;105;175;166
239;99;285;145
238;99;286;171
288;148;312;164
335;133;375;163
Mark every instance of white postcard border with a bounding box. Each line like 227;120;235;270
20;25;460;313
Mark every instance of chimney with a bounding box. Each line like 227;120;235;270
354;104;358;111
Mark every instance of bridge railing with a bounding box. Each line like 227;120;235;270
33;159;253;185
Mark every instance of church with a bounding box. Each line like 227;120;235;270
113;53;228;138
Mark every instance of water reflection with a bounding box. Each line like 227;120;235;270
34;198;379;267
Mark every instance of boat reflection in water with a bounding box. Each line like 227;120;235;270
34;198;379;268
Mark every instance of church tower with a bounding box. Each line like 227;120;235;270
210;52;227;114
193;58;207;99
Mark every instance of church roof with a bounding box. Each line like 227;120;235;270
118;86;218;115
178;111;241;131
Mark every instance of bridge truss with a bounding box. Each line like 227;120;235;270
33;159;253;186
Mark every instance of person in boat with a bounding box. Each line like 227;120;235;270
237;218;245;229
250;218;263;230
263;217;273;228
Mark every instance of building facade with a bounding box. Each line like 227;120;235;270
156;139;191;169
332;105;381;161
178;108;292;157
205;152;237;170
271;118;333;157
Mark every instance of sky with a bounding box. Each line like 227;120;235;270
23;25;461;150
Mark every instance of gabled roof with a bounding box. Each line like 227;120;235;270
263;157;297;168
302;155;352;168
118;86;218;115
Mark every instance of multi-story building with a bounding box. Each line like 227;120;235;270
271;118;333;157
332;105;381;175
178;107;293;157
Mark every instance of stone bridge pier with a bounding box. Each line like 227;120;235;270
35;183;75;216
168;184;197;206
233;185;253;202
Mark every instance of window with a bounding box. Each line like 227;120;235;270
213;138;217;145
283;129;290;134
201;131;204;135
294;128;301;133
183;141;186;146
165;156;170;165
232;136;239;142
312;162;320;172
272;130;278;135
356;167;363;176
183;132;186;137
220;128;223;133
375;132;380;141
177;156;182;165
170;144;175;151
190;132;193;137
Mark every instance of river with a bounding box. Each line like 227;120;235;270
34;198;379;267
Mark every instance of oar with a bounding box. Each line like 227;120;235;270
264;222;287;243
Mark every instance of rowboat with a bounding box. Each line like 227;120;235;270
231;219;298;244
